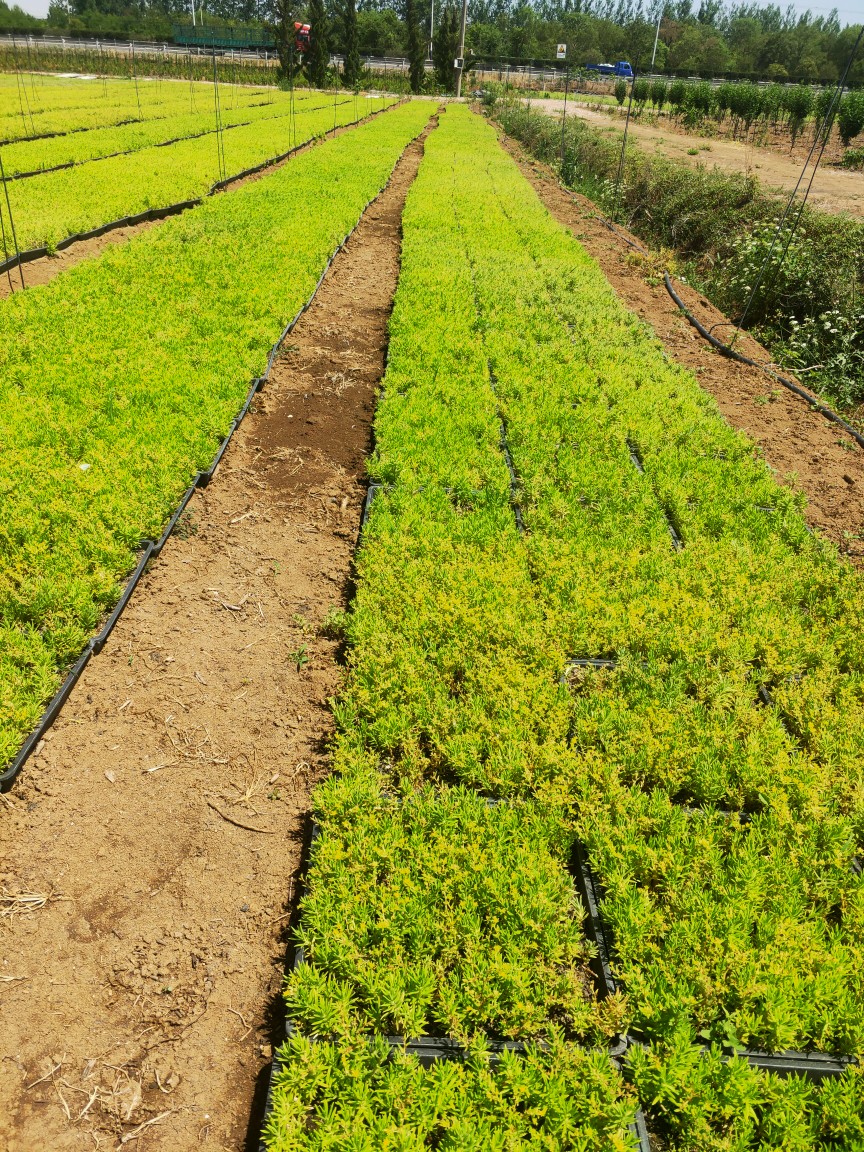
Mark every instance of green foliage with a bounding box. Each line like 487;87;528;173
2;80;387;251
628;1037;864;1149
0;100;432;769
649;79;668;110
838;89;864;147
614;78;627;106
340;0;361;89
271;105;864;1144
404;0;425;95
288;782;619;1042
305;0;330;90
842;147;864;170
432;4;459;91
0;81;327;177
668;79;687;112
264;1032;639;1150
497;99;864;410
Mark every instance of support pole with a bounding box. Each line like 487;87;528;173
561;66;569;169
454;0;468;97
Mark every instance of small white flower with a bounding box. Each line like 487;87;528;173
79;462;90;472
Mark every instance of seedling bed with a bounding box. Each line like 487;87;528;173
0;111;429;792
259;809;649;1147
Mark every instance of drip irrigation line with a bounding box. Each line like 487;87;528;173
0;98;404;282
586;208;864;456
0;102;418;794
0;148;24;290
664;273;864;453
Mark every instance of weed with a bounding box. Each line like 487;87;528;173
289;645;308;672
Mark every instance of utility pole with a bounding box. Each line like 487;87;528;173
429;0;434;60
650;6;662;71
454;0;468;97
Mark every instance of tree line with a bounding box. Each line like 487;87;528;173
3;0;863;87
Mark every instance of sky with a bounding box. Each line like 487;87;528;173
8;0;864;29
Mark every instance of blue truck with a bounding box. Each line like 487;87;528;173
585;61;634;78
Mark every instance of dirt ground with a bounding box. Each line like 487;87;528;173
0;118;434;1152
0;101;402;302
499;132;864;562
535;99;864;217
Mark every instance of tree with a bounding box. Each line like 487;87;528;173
433;4;458;90
405;0;425;93
838;90;864;147
357;9;403;55
306;0;330;90
341;0;361;88
267;0;297;82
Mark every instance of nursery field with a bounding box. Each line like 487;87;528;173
264;105;864;1149
0;97;430;769
0;75;395;252
3;81;864;1151
0;72;276;142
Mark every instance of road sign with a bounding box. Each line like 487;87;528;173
556;44;566;59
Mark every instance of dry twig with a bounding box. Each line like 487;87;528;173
205;799;274;834
119;1109;173;1144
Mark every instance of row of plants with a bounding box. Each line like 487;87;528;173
0;72;272;142
496;97;864;413
606;77;864;148
0;44;278;90
0;98;432;771
265;102;641;1149
1;81;331;176
265;105;864;1148
4;91;397;252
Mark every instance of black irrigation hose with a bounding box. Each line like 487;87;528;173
0;100;414;794
592;212;864;456
3;110;302;182
0;116;153;148
663;272;864;454
0;98;404;280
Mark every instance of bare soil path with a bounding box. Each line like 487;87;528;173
536;99;864;217
500;132;864;561
0;117;434;1152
